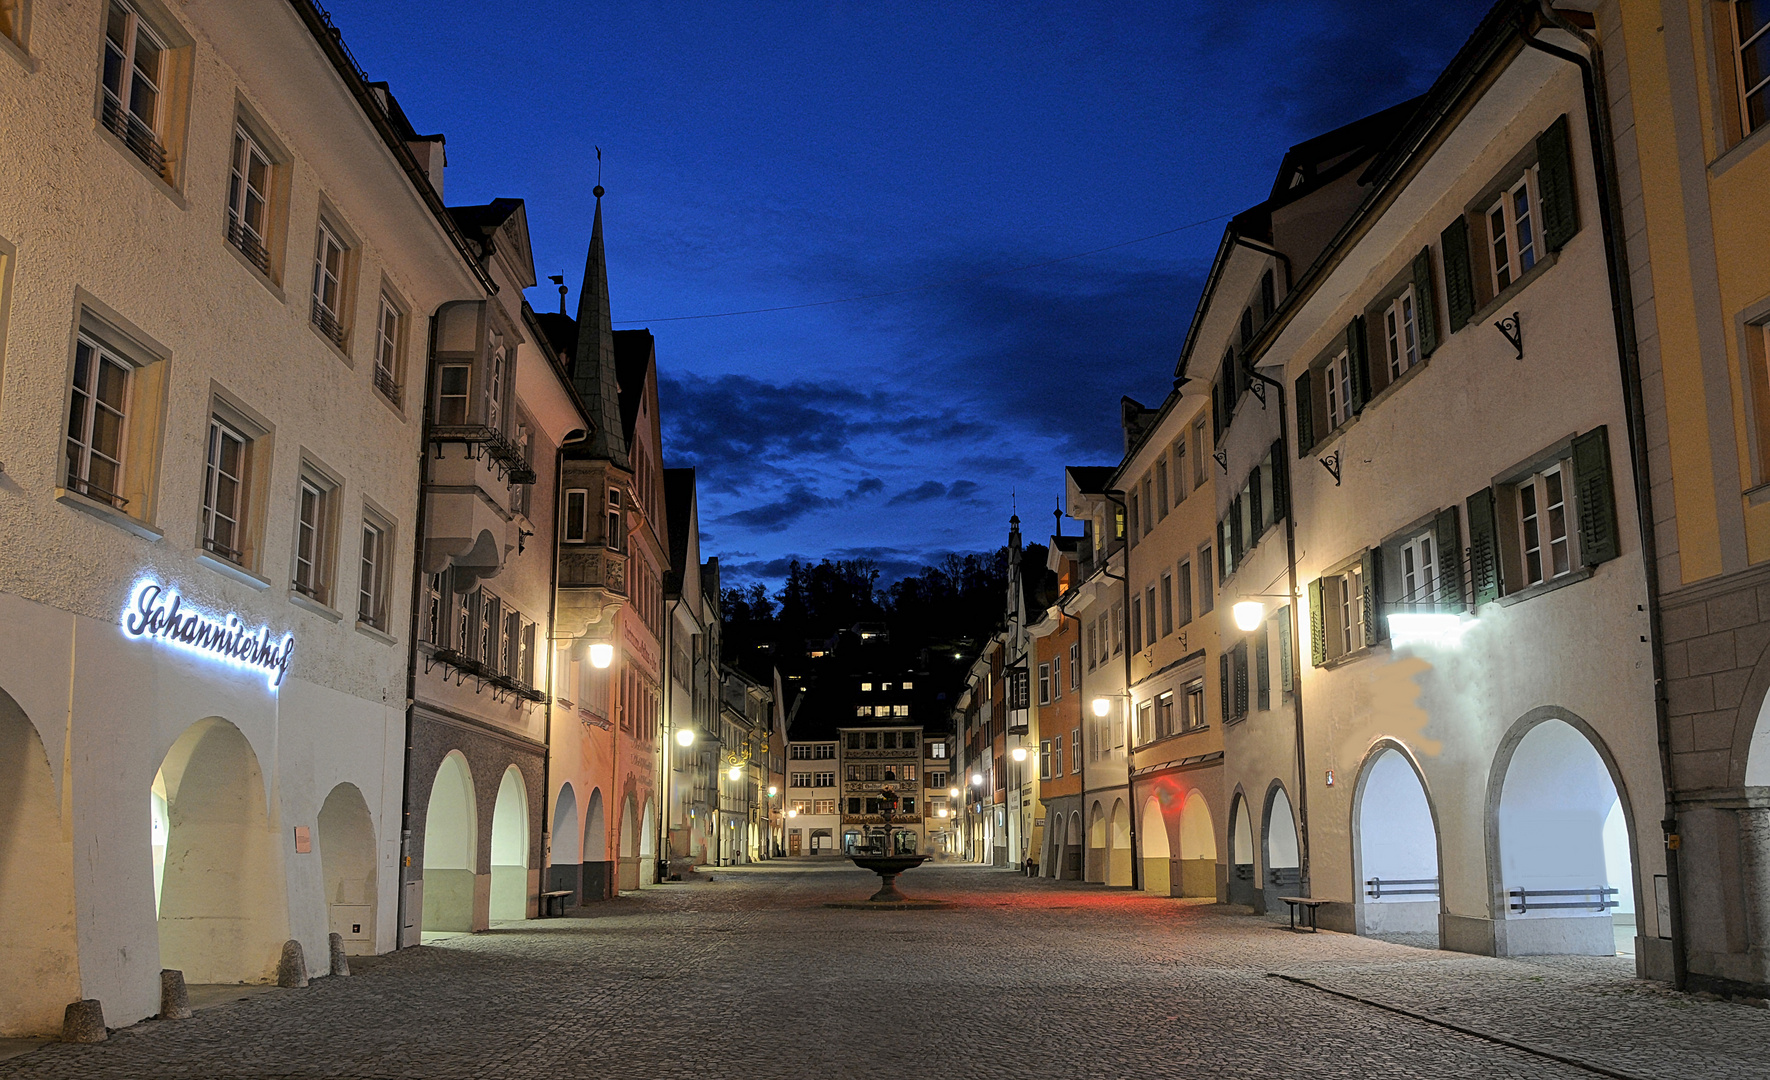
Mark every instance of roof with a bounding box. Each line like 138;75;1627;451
663;468;695;595
614;329;653;445
1066;466;1115;494
1268;95;1424;206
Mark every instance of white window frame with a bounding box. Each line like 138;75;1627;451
607;487;623;551
1487;170;1540;294
357;516;389;629
201;416;249;563
485;340;506;434
1183;678;1205;732
65;333;131;508
1738;1;1770;135
1383;285;1420;381
1155;460;1169;519
436;363;470;426
1037;663;1051;705
373;293;403;400
292;474;332;603
1337;564;1364;657
1518;463;1573;587
1326;351;1353;429
101;1;167;171
563;488;588;543
311;219;347;345
227;125;272;272
1400;531;1438;606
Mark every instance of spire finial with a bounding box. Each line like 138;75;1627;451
1054;499;1063;538
594;146;604;199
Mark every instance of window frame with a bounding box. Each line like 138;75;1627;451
357;512;392;631
1736;0;1770;136
290;466;339;607
226;123;274;274
200;414;250;565
99;0;172;179
373;291;406;404
1325;350;1354;430
1516;463;1573;587
65;332;133;510
1399;530;1439;607
310;216;351;349
1486;170;1541;296
1382;285;1420;382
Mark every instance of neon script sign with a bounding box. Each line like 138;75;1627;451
122;580;295;689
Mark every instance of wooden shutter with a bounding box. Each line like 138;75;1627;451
1441;216;1475;330
1220;653;1231;719
1346;317;1370;413
1233;640;1249;717
1278;611;1294;693
1230;495;1244;561
1433;505;1464;610
1249;473;1264;541
1573;425;1620;565
1294;370;1314;456
1360;548;1383;647
1255;626;1270;711
1308;578;1327;666
1467;487;1502;605
1537;114;1578;251
1413;247;1440;357
1269;438;1288;519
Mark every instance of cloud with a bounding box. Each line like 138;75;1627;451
888;481;949;506
713;476;885;533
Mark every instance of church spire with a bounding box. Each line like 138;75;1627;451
571;181;628;466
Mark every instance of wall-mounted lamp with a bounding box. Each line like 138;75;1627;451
1091;697;1111;717
728;765;742;781
767;785;778;797
589;642;614;669
675;727;695;747
1232;601;1266;632
970;773;983;786
948;786;960;799
1010;746;1028;762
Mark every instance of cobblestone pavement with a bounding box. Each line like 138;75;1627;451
5;861;1767;1080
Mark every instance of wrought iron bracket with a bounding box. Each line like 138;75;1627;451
1320;450;1342;486
1213;448;1229;473
1495;311;1523;359
1248;377;1267;406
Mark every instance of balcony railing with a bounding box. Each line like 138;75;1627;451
372;363;402;403
101;93;167;179
65;475;128;509
311;301;346;346
227;217;271;274
430;423;536;483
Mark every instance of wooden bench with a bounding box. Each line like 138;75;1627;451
538;890;573;917
1277;896;1327;933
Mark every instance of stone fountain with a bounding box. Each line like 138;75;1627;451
830;785;954;910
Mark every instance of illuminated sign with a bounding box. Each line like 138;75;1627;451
122;579;295;689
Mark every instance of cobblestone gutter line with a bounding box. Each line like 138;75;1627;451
1269;973;1646;1080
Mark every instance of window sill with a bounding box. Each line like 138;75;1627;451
355;620;397;646
374;384;408;422
55;488;162;541
1746;480;1770;508
288;590;342;623
196;551;271;590
0;30;34;73
1470;249;1559;330
225;239;285;302
92;117;185;208
1494;564;1594;607
308;320;353;366
1710;120;1770;181
1322;642;1386;670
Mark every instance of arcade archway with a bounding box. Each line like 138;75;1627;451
1262;783;1300;916
489;767;529;921
1177;788;1218;899
0;689;79;1035
317;783;377;956
421;751;477;933
1352;745;1440;945
551;782;581;900
1140;796;1170;894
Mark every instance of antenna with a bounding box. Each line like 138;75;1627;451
595;146;602;193
548;274;566;314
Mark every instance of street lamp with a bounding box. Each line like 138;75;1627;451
589;641;614;669
970;773;983;786
728;765;742;781
948;786;960;799
1232;601;1266;632
675;727;695;747
767;785;778;797
1092;696;1111;717
1010;746;1027;762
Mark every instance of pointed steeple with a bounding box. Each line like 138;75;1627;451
1006;513;1026;637
572;184;629;466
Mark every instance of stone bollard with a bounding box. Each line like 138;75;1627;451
275;939;308;988
328;932;350;977
61;999;106;1043
159;969;191;1019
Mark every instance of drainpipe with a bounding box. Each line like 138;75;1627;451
658;596;680;882
1240;361;1311;893
1233;235;1294;293
1101;490;1142;890
544;428;589;903
1522;4;1685;989
1062;602;1086;879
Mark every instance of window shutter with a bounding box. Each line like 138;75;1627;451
1360;547;1383;647
1466;487;1502;605
1220;653;1231;719
1269;438;1288;519
1294;370;1315;456
1347;316;1371;413
1230;495;1244;562
1573;425;1620;565
1233;640;1249;718
1212;386;1223;442
1249;473;1264;541
1278;610;1294;693
1537;114;1578;251
1255;626;1270;711
1441;216;1475;330
1433;505;1464;610
1412;247;1440;357
1308;578;1327;667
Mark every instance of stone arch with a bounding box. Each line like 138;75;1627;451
421;751;477;932
1086;799;1107;883
1177;788;1218;899
0;687;79;1036
583;787;608;861
1227;787;1257;906
490;766;529;921
1066;809;1083;880
154;717;290;983
550;782;581;901
1046;810;1066;878
1350;740;1442;944
1486;708;1639;957
639;798;657;885
617;793;640;891
1140;795;1171;895
1261;780;1300;916
317;783;377;957
1731;626;1770;788
1108;798;1133;886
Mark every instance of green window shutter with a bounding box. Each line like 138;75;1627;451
1441;216;1475;331
1360;547;1383;646
1255;626;1270;711
1220;653;1231;719
1412;246;1440;357
1230;495;1244;561
1249;473;1264;542
1346;317;1371;413
1278;609;1294;693
1308;578;1327;667
1294;370;1315;456
1467;487;1502;605
1537;114;1578;251
1233;640;1249;717
1433;505;1464;610
1573;425;1620;565
1269;438;1288;519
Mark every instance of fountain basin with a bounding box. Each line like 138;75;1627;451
824;854;956;910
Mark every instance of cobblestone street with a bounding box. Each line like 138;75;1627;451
4;862;1766;1080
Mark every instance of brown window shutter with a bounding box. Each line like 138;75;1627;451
1433;505;1464;610
1269;438;1287;519
1220;653;1231;718
1441;216;1475;330
1466;487;1502;605
1537;114;1578;251
1413;246;1439;357
1294;370;1314;456
1308;578;1327;666
1573;425;1620;565
1347;316;1371;413
1360;547;1383;647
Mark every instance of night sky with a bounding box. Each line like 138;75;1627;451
327;0;1491;587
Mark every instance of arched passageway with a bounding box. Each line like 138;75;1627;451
1045;812;1065;878
317;783;377;956
1262;784;1301;916
1229;793;1257;906
1087;800;1107;883
1494;717;1635;956
154;717;289;982
490;767;529;921
618;795;639;890
1140;796;1170;895
581;787;609;901
1108;798;1133;886
639;799;656;885
0;689;79;1035
1354;747;1440;945
421;752;477;933
551;783;581;900
1177;788;1218;899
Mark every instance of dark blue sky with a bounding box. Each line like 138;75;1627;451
328;0;1491;587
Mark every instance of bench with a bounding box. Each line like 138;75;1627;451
1277;895;1327;933
539;890;573;917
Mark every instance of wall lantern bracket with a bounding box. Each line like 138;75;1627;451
1320;450;1342;486
1495;311;1523;360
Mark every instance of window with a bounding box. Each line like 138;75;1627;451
0;0;24;48
1184;679;1205;732
1069;643;1080;687
1192;420;1207;487
227;126;272;273
860;682;873;692
101;2;168;177
1197;547;1214;613
1135;700;1153;745
902;765;916;782
1338;563;1363;656
814;799;836;815
930;742;947;759
1037;663;1051;705
791;746;812;760
1156;691;1175;739
1155;461;1170;519
485;342;506;433
1382;286;1419;381
1142;476;1154;532
292;474;335;603
1112;603;1125;655
814;771;835;787
1487;172;1539;294
901;680;913;689
422;571;446;646
562;489;589;543
791;772;813;787
1400;531;1439;605
1070;728;1081;773
815;744;836;759
930;770;947;788
201;416;248;563
1176;561;1193;626
865;732;879;749
846;797;862;815
437;364;470;425
65;335;130;508
1145;585;1159;646
892;703;910;717
1130;597;1142;654
311;220;348;346
358;517;389;629
1086;624;1098;670
1129;493;1140;542
846;733;860;750
373;294;403;401
901;797;916;815
1518;465;1572;586
1738;1;1770;133
882;731;898;750
1325;351;1353;430
1172;440;1188;505
1310;556;1379;666
1039;739;1052;780
607;488;623;551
